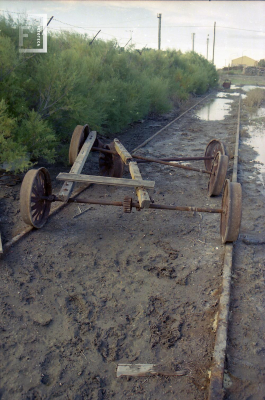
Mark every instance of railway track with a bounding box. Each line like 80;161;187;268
0;92;244;400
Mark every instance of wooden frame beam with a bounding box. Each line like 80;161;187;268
129;162;151;208
58;131;97;201
57;172;155;189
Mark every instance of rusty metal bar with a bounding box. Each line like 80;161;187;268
131;154;212;175
136;156;214;163
149;203;222;213
92;146;117;155
92;146;214;163
43;196;222;214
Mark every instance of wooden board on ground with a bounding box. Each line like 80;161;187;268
57;172;155;189
129;162;151;208
117;364;186;377
114;139;133;165
58;131;97;201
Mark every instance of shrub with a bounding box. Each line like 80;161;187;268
244;88;265;107
0;99;31;172
0;14;218;171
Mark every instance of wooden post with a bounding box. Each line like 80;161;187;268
129;162;150;208
114;139;133;165
58;131;97;201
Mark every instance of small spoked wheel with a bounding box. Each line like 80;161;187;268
220;179;242;244
99;142;124;178
20;168;52;228
208;152;229;196
204;139;227;172
69;124;90;165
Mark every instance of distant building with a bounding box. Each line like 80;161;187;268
231;56;258;67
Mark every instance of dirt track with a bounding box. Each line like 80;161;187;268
1;83;265;399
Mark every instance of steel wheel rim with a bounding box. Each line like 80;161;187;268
204;139;227;172
20;168;52;228
220;179;242;243
69;124;90;165
208;152;228;196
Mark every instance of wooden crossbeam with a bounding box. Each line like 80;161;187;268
57;172;155;189
114;139;133;165
58;131;97;201
129;162;150;209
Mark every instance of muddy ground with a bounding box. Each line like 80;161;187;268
0;77;265;400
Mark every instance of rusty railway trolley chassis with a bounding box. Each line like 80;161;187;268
20;125;242;244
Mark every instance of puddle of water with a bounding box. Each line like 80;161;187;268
195;98;233;121
246;116;265;191
242;85;265;92
217;92;240;98
249;107;265;119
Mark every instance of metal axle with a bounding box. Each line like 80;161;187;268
91;147;212;175
43;196;222;214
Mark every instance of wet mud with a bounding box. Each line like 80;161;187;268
0;82;265;399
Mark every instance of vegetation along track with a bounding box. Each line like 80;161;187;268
1;84;264;400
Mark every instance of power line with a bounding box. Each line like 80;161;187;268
1;10;264;34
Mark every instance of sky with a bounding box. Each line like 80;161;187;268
1;1;265;68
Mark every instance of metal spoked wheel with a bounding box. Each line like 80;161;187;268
220;179;242;244
99;142;124;178
69;124;90;165
20;168;52;228
204;139;227;172
208;152;229;196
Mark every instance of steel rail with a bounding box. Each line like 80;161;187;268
208;95;241;400
131;93;212;154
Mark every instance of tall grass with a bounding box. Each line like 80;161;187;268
244;88;265;107
0;14;218;171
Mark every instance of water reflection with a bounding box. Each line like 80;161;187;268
195;98;233;121
246;110;265;190
242;85;265;92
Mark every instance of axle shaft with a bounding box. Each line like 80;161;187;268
43;196;222;214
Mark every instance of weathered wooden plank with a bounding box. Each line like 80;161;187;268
58;131;97;201
129;162;150;208
114;139;133;165
57;172;155;189
117;364;186;377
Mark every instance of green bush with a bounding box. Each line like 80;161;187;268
0;14;218;172
0;99;31;172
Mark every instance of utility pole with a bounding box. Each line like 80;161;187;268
191;33;195;52
157;13;162;50
206;34;209;60
212;21;216;64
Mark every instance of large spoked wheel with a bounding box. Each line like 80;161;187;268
220;179;242;244
204;139;227;172
69;124;90;165
208;152;229;196
20;168;52;228
99;142;124;178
